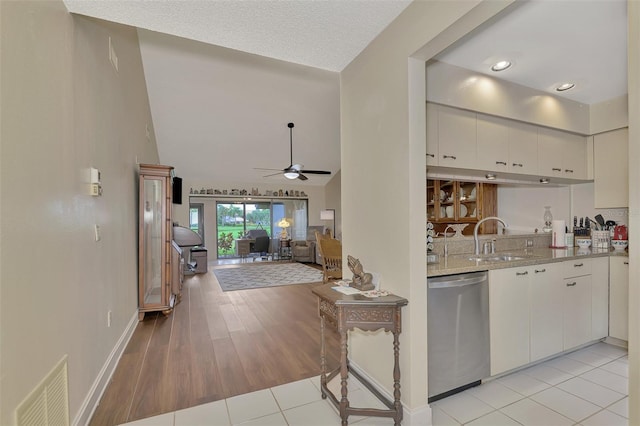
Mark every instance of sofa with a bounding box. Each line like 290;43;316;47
291;226;324;263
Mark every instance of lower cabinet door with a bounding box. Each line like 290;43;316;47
489;268;530;376
530;263;563;362
564;275;592;350
609;256;629;341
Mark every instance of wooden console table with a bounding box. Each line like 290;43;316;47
312;283;408;425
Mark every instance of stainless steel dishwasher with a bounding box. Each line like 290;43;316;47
427;271;489;402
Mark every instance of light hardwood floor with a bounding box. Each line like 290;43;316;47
89;263;340;426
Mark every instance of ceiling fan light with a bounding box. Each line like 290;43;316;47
284;171;299;179
491;60;511;72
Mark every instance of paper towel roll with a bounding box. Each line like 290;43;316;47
552;220;566;248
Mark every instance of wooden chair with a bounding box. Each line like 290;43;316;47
316;233;342;283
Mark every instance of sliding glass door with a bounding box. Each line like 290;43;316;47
216;201;272;258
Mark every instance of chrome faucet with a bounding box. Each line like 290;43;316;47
443;224;454;257
474;217;508;255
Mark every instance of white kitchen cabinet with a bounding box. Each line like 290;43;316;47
538;127;588;180
437;105;477;169
508;121;539;175
476;114;509;172
609;256;629;341
594;128;628;208
529;263;563;362
489;267;530;376
563;275;592;350
426;102;439;166
591;257;609;340
563;257;592;277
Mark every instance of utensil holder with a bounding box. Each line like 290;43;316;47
591;230;610;249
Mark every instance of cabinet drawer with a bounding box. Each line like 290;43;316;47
564;258;592;277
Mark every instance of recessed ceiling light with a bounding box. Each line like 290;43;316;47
540;178;550;184
485;173;496;180
556;83;575;92
491;60;511;72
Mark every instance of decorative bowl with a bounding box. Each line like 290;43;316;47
611;239;628;251
576;238;591;248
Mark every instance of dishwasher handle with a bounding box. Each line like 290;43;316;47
428;272;487;289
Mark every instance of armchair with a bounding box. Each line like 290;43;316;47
291;226;324;263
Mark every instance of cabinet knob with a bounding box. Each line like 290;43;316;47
535;269;546;273
443;155;457;160
552;167;562;172
427;153;435;158
566;282;577;287
516;271;528;276
565;169;574;173
512;163;523;167
496;161;507;166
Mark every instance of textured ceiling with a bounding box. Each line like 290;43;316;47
63;0;411;71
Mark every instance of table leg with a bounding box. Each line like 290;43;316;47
340;328;349;426
393;330;402;426
320;316;327;399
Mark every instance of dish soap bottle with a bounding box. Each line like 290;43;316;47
543;206;553;233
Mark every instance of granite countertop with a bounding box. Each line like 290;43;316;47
427;247;628;277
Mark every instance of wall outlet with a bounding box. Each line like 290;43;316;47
526;239;534;247
107;310;112;327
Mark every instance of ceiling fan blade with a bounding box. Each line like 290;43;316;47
263;172;283;178
299;169;331;175
254;167;284;172
297;173;309;181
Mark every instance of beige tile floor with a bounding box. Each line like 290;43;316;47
119;373;391;426
432;342;628;426
119;343;627;426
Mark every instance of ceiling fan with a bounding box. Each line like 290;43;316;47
255;122;332;181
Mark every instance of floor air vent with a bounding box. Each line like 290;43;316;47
16;355;69;426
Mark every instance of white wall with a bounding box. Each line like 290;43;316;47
324;170;342;238
341;0;513;413
1;4;158;424
427;61;591;134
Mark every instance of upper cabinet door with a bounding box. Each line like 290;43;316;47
426;103;439;166
594;128;628;208
508;121;538;175
537;128;565;177
537;128;587;179
561;132;588;180
438;105;477;169
476;114;509;172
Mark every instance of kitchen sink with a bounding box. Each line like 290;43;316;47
468;254;527;262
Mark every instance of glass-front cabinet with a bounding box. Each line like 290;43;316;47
427;179;497;235
138;164;181;321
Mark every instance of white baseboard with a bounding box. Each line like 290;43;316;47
72;311;139;426
348;360;433;425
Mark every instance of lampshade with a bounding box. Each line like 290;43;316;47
320;210;335;220
277;218;290;228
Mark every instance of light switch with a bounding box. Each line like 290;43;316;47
94;225;101;242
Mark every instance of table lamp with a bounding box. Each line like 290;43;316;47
277;218;291;240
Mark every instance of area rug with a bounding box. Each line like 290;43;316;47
213;262;324;291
